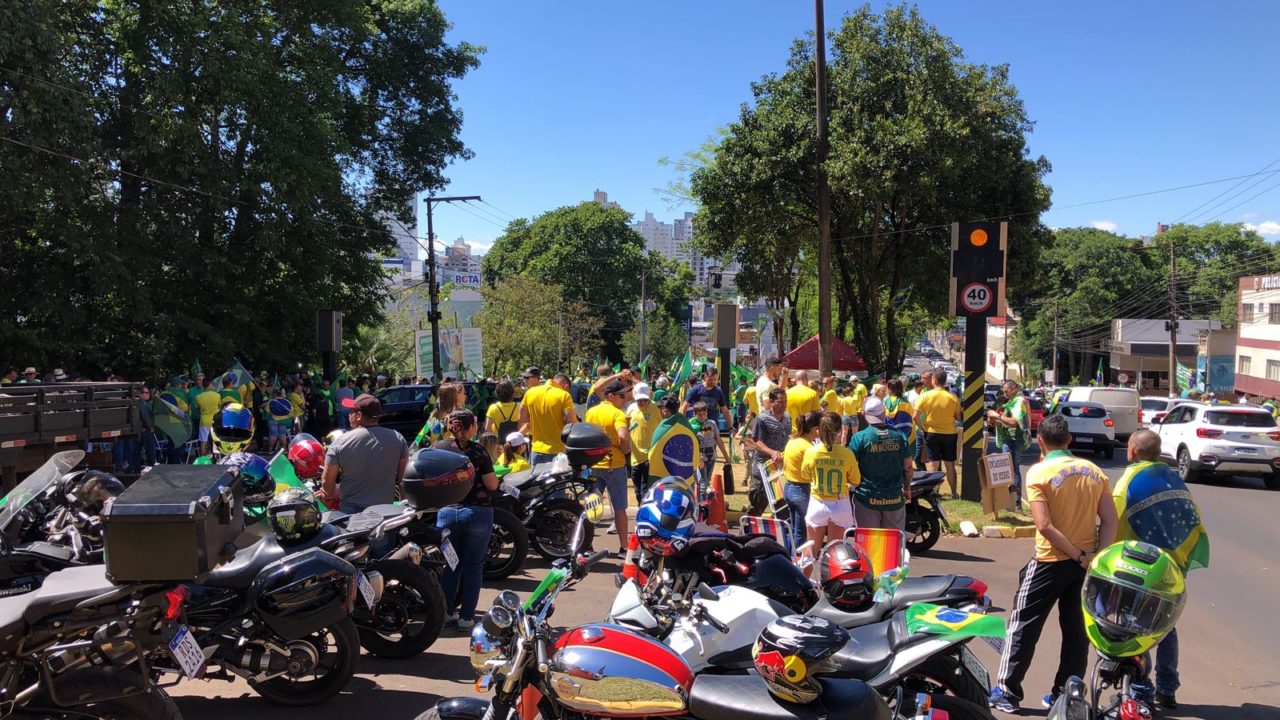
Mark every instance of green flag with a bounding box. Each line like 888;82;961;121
669;349;693;394
1176;363;1193;390
637;354;651;378
905;603;1006;640
189;358;203;378
266;450;328;511
153;397;191;447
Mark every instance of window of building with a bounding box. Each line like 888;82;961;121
1269;360;1280;383
1242;303;1255;322
1271;304;1280;324
1239;355;1253;376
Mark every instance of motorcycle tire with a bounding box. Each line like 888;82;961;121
904;502;942;553
905;650;991;708
531;499;592;561
358;559;447;658
414;710;442;720
253;617;360;706
924;694;997;720
483;507;529;581
27;669;181;720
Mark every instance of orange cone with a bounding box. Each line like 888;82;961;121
621;532;640;581
707;472;728;532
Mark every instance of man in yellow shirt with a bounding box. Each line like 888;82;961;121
518;373;578;466
913;369;962;494
786;370;821;433
819;375;841;413
585;381;632;555
626;383;661;505
194;379;223;455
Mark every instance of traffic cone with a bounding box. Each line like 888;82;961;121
707;472;729;532
621;531;640;581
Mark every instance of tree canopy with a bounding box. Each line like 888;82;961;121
0;0;480;378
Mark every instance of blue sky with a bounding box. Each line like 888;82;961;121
419;1;1280;255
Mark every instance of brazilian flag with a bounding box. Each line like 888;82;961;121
1113;460;1209;572
267;451;329;512
646;412;700;484
905;603;1006;639
153;397;191;447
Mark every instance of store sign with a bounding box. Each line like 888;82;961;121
1254;275;1280;291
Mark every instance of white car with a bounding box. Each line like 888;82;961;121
1140;397;1176;426
1068;387;1142;439
1055;401;1116;459
1152;403;1280;488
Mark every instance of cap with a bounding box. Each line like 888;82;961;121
523;366;542;379
23;367;36;374
52;368;67;381
863;397;886;423
603;380;627;396
632;382;652;401
505;431;528;447
342;393;382;417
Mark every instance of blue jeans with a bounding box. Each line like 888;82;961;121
1000;440;1024;506
783;481;810;551
1134;627;1179;698
437;505;494;621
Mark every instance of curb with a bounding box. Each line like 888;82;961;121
980;524;1035;539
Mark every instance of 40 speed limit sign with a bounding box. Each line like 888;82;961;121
960;282;993;313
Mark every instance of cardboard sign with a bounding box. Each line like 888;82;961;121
982;452;1016;488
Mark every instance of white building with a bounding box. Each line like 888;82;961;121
443;236;482;275
633;211;678;259
1234;274;1280;399
377;210;423;285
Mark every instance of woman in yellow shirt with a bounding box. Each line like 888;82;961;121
802;412;861;551
499;432;532;474
780;411;823;550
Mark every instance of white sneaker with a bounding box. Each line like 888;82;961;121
457;618;475;631
606;521;618;535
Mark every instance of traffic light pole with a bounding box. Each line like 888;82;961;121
960;323;987;502
423;194;481;381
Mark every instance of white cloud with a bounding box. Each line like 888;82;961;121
1091;220;1118;233
1245;220;1280;237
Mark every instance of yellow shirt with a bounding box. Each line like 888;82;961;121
821;389;840;412
627;403;662;464
486;401;520;431
522;383;575;454
744;386;760;417
500;454;531;474
840;396;857;416
801;443;861;500
1025;450;1109;562
850;384;867;413
585;403;629;470
915;388;960;435
195;390;223;427
783;437;813;484
288;392;306;419
786;384;820;432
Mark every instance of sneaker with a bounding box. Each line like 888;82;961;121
1154;692;1177;710
606;522;618;535
1042;693;1060;710
444;613;459;625
456;618;475;631
988;688;1020;714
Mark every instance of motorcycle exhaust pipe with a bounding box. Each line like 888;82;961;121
214;645;287;674
389;542;423;565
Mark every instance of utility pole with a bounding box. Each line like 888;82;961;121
1002;314;1009;381
1168;239;1179;396
1052;300;1060;384
424;194;481;381
814;0;833;378
639;269;648;363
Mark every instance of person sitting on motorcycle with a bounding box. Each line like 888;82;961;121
801;412;860;556
478;432;501;465
499;432;531;474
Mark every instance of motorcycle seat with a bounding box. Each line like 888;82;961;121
889;574;956;606
824;613;911;681
909;472;945;491
19;565;121;624
0;597;27;642
688;673;887;720
504;469;541;489
202;536;288;589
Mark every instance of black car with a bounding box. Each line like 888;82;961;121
376;382;497;440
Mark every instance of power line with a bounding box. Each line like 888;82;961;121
481;200;519;220
1173;152;1280;224
461;200;511;225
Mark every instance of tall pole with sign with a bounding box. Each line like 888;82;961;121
950;221;1008;502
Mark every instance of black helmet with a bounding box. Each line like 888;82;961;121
218;452;275;504
58;470;125;515
266;487;322;545
752;615;849;704
818;540;875;612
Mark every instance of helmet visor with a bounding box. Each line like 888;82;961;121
1084;578;1184;639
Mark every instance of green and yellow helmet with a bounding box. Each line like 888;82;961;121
1082;540;1186;658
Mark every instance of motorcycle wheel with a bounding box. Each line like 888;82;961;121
483;507;529;581
923;694;996;720
903;651;991;707
414;710;442;720
254;617;359;706
24;670;181;720
531;499;592;561
358;559;447;658
904;502;942;553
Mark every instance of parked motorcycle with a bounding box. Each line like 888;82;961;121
0;451;103;595
648;532;819;612
904;472;948;553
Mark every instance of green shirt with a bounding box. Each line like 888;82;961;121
848;426;910;511
995;394;1031;450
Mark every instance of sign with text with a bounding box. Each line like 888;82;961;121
982;451;1016;488
949;221;1007;319
415;328;484;380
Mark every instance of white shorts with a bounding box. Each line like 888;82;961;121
805;496;854;530
199;426;211;443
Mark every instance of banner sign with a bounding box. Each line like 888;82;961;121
437;267;482;287
416;328;484;380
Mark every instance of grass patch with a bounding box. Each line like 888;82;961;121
940;498;1033;531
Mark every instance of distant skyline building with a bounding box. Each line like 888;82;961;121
598;190;738;292
377;210;422;286
443;236;483;275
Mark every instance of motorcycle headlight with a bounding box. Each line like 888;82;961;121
469;620;508;672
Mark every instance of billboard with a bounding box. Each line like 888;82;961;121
415;328;485;380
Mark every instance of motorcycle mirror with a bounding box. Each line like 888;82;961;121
614;572;626;589
569;513;588;555
696;583;720;601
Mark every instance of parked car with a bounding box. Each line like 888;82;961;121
1027;396;1044;433
1055;401;1116;458
1151;403;1280;488
1141;397;1176;426
1067;386;1142;440
376;381;497;440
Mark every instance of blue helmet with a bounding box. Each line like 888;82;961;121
635;480;695;557
219;451;275;504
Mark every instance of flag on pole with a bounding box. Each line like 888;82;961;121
189;358;203;378
153;397;191;448
669;349;693;394
637;354;651;378
1094;358;1105;386
1176;363;1192;391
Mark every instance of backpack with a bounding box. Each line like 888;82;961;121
494;403;519;439
883;397;914;441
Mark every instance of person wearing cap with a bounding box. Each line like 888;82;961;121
848;396;913;529
626;383;661;504
519;373;578;466
51;368;67;383
518;366;541;401
585;380;633;555
499;432;531;474
322;394;409;514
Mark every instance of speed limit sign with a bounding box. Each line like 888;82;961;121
960;282;993;313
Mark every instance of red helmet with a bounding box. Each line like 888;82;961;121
818;540;875;611
287;433;326;479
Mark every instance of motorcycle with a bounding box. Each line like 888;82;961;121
904;472;948;553
0;451;102;596
495;454;595;562
648;532;818;612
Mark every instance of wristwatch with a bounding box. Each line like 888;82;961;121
1078;549;1087;563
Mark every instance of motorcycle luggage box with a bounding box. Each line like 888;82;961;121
402;448;474;509
100;465;244;582
250;547;357;639
560;422;611;468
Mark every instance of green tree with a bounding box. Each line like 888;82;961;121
473;274;602;378
0;1;480;378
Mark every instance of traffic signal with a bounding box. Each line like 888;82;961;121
949;221;1007;319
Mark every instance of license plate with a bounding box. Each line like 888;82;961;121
357;571;376;608
960;645;992;695
167;625;205;679
441;539;460;570
1237;447;1258;455
980;635;1006;655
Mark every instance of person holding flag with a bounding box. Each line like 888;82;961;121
645;394;701;493
1094;358;1106;386
986;380;1032;508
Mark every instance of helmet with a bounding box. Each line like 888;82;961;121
287;434;326;480
634;482;694;557
642;475;693;503
1083;541;1186;658
817;540;875;612
265;486;323;545
211;403;255;454
218;452;275;504
752;615;849;704
323;429;346;448
58;470;125;515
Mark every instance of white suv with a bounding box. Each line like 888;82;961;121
1152;403;1280;488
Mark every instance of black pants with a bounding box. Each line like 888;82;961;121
996;558;1089;702
631;461;649;503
